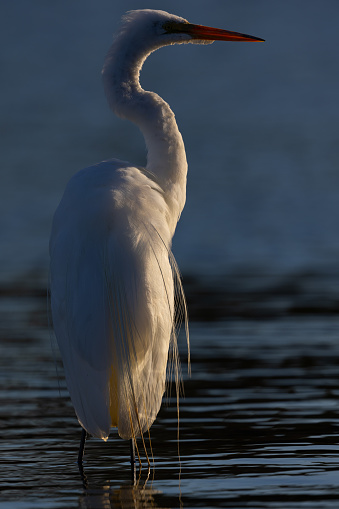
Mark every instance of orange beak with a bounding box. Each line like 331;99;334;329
165;21;264;42
185;23;264;42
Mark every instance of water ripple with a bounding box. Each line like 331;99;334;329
1;295;339;507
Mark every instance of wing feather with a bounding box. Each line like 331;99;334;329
50;161;188;440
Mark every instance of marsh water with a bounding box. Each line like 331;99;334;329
1;276;339;508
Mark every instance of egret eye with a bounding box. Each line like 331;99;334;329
162;20;190;34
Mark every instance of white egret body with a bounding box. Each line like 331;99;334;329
49;9;263;460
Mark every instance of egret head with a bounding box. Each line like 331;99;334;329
118;9;264;49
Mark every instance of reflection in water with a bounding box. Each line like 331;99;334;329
78;450;165;509
79;483;162;509
1;291;339;507
79;457;144;493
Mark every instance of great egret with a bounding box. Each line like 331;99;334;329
49;9;263;472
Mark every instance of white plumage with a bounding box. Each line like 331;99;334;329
49;9;263;452
50;156;185;439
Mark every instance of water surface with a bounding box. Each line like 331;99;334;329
1;289;339;508
2;0;339;281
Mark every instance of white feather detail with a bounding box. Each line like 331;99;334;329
50;159;189;440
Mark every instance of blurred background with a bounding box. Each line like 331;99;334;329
1;0;339;294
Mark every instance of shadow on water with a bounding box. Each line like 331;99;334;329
1;275;339;507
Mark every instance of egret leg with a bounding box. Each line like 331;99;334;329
130;438;136;485
78;427;87;465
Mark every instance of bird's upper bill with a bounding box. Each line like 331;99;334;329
163;21;264;43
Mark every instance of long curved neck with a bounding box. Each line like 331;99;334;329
102;37;188;222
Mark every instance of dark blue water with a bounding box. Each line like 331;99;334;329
2;0;339;283
1;287;339;508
